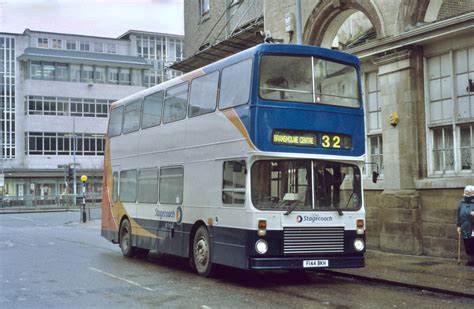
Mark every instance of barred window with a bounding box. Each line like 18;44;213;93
426;48;474;175
364;72;384;178
37;38;48;48
66;40;76;50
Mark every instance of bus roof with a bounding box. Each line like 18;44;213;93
111;44;360;109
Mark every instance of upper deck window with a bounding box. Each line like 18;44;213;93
259;55;360;108
142;91;164;129
163;82;189;124
123;99;142;134
108;106;124;137
189;71;219;117
219;58;252;109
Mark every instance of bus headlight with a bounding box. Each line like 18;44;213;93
255;239;268;255
354;238;365;252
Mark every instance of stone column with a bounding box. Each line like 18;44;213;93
372;47;424;255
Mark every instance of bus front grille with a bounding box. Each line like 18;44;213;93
283;227;345;255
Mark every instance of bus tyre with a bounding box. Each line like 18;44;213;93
119;219;136;258
135;248;149;259
193;226;213;277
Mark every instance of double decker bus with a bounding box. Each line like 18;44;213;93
102;44;366;276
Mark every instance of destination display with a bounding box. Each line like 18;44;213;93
272;130;352;149
272;130;317;147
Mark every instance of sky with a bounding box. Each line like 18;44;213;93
0;0;184;38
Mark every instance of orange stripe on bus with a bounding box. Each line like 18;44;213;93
222;109;256;150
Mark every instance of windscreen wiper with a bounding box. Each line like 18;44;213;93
284;201;297;216
334;203;344;216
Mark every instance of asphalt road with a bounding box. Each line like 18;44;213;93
0;211;472;308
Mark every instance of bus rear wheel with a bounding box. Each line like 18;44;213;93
193;226;213;277
119;219;136;258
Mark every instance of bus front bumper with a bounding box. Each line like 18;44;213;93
249;255;364;270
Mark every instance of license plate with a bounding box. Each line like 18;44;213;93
303;259;329;268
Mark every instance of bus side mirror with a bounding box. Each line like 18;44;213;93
372;171;379;183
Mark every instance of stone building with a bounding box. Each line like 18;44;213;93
176;0;473;258
0;29;183;205
172;0;264;72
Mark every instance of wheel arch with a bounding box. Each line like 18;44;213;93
118;215;131;243
188;220;208;258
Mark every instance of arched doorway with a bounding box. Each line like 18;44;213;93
304;0;384;49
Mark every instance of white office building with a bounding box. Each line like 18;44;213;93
0;29;183;205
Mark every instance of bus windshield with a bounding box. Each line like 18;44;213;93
259;55;360;108
251;160;362;212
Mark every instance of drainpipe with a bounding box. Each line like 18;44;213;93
296;0;303;44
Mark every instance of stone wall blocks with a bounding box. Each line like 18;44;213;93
379;192;420;209
422;222;446;238
366;219;379;234
382;221;420;236
421;208;456;224
380;234;419;255
380;208;419;223
422;237;458;258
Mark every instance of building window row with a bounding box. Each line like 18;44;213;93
135;35;183;62
26;132;105;156
364;72;384;177
426;47;474;175
28;61;141;86
25;96;114;118
37;37;118;54
1;36;16;159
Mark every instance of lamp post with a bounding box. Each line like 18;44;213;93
72;117;77;206
80;174;88;223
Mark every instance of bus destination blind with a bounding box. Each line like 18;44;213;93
272;130;352;149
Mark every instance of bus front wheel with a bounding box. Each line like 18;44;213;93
119;219;136;258
193;226;213;277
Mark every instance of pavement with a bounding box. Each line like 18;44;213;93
329;250;474;299
1;206;473;298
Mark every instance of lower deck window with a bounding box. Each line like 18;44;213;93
251;160;361;211
222;160;246;205
159;166;183;204
120;170;137;202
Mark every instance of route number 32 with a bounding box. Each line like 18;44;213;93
321;134;341;149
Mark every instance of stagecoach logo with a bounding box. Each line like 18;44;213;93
296;214;333;223
155;209;175;220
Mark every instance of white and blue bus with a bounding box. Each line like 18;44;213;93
102;44;367;276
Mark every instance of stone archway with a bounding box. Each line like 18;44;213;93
396;0;432;32
304;0;385;48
